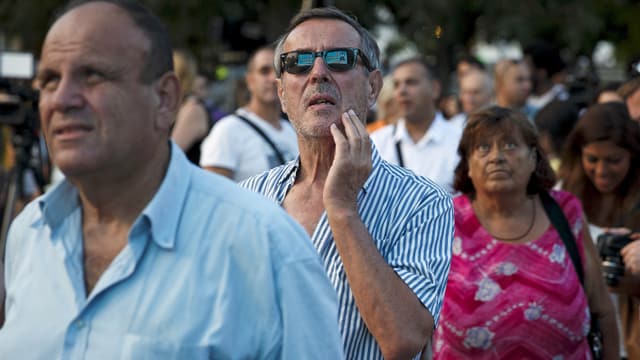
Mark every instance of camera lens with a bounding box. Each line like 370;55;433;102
602;258;625;286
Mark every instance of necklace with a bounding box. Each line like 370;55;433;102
484;198;536;242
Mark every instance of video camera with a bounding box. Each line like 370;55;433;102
596;232;634;286
0;51;48;257
0;51;38;128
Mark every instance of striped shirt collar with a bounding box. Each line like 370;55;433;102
273;143;382;195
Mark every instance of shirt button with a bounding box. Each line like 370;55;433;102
75;320;85;329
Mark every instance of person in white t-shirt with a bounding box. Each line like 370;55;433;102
200;46;298;182
371;57;461;192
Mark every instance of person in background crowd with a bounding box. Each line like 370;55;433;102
367;74;399;133
559;102;640;359
438;55;485;124
433;106;618;359
242;7;454;359
534;100;579;172
449;68;493;130
371;57;461;193
593;82;624;105
453;54;485;93
192;73;210;101
524;42;569;113
191;73;228;122
438;92;462;120
200;46;298;182
494;58;536;120
170;49;217;165
0;1;344;358
617;78;640;121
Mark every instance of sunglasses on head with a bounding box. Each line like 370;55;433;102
279;47;373;76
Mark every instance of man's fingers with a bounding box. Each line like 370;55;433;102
341;111;358;148
347;109;365;138
330;123;347;151
342;110;370;157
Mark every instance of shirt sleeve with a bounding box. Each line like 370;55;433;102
198;116;239;169
267;215;344;359
387;190;455;326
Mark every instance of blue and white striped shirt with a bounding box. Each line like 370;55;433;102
241;145;454;360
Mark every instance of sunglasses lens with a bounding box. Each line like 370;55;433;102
281;48;360;75
283;52;312;74
325;49;355;71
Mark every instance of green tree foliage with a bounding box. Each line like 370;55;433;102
375;0;640;82
1;0;639;81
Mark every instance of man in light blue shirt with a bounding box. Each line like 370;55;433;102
0;1;343;358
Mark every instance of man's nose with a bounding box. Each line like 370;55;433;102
50;77;84;112
309;57;330;83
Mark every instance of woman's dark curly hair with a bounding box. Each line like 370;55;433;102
453;106;556;198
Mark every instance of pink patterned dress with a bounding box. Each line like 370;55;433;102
433;190;593;359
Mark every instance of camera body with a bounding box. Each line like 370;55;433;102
0;51;37;128
596;233;633;286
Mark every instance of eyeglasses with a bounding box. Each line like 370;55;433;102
279;48;373;76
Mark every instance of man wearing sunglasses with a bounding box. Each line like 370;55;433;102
241;7;454;360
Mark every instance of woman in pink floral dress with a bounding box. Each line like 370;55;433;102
432;106;619;359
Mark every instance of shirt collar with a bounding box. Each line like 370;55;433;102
392;112;448;145
139;141;191;249
39;180;80;229
38;141;191;250
276;144;380;195
277;156;300;186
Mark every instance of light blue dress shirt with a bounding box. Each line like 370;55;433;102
241;145;454;360
0;142;343;359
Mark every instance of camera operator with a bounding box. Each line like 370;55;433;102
618;234;640;297
559;102;640;359
0;79;47;247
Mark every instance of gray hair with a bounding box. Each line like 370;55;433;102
273;7;380;78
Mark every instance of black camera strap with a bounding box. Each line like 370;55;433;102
235;113;287;166
393;124;404;167
539;190;585;284
540;191;603;360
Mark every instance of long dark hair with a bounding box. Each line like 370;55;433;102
559;102;640;227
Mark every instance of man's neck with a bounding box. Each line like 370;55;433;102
404;111;435;143
245;100;281;129
295;137;336;186
73;144;170;227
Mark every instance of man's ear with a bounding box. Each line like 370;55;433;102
153;72;181;131
367;70;383;109
277;78;288;114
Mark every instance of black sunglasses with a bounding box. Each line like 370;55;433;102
279;47;373;76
